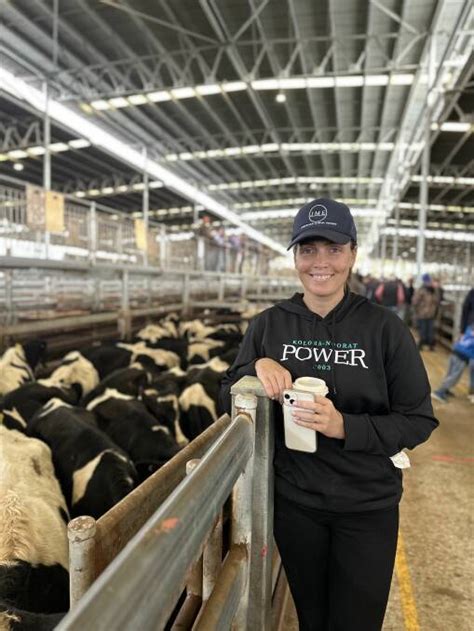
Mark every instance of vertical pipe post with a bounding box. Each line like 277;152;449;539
142;147;149;267
232;378;275;631
68;516;97;609
231;393;257;630
416;34;436;285
89;201;97;264
160;224;167;269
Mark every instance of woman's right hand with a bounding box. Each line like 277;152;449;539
255;358;293;400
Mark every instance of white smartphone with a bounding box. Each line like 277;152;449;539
282;389;317;453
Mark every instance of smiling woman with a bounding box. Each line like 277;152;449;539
220;197;439;631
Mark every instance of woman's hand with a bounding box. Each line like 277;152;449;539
291;396;345;439
255;358;293;400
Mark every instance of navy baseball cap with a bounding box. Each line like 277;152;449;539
287;198;357;250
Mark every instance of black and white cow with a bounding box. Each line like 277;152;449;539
29;399;136;519
0;341;47;396
0;426;69;615
80;364;150;407
178;357;230;440
1;382;80;432
44;351;100;398
86;389;181;482
187;339;226;365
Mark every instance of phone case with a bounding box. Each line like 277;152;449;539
282;389;317;453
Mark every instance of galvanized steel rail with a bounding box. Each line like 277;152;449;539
58;411;254;630
59;377;277;630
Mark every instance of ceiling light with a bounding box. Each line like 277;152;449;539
8;149;28;159
88;189;100;196
251;79;280;90
148;181;163;189
306;77;335;88
117;185;129;193
101;187;114;194
132;182;145;191
170;87;196;99
242;145;260;154
178;152;193;160
0;154;8;162
439;121;471;132
90;99;110;110
195;84;222;96
27;146;46;156
49;142;69;152
1;66;286;255
279;78;306;89
68;138;91;149
13;162;24;171
109;96;129;108
365;75;389;87
128;94;149;105
147;91;171;102
390;74;415;85
276;93;286;103
75;191;86;198
336;76;364;87
221;81;247;92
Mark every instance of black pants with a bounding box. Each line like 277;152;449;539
274;494;399;631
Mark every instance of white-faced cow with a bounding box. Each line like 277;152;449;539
0;426;69;616
29;399;136;519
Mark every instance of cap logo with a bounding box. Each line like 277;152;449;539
308;204;328;224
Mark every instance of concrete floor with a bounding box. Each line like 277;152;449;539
280;344;473;630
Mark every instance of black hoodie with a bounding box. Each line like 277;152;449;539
220;291;438;513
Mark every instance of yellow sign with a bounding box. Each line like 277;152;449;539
45;191;65;232
135;219;147;251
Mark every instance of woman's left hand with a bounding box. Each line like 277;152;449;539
291;396;345;439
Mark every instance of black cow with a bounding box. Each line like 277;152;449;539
87;389;181;482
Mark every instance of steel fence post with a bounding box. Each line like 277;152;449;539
231;376;275;630
68;516;97;608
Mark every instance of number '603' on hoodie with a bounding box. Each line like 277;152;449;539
219;291;439;512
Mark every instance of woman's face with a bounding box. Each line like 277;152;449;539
294;239;356;299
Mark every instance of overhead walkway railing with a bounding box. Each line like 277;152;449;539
0;175;275;275
58;376;278;631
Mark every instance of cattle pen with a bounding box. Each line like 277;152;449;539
1;1;473;629
59;379;280;630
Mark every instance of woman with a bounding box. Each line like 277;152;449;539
219;198;438;631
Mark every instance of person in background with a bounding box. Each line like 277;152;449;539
404;277;415;326
212;226;227;272
196;215;213;270
412;273;439;351
431;324;474;403
432;286;474;403
374;275;406;319
349;271;365;295
363;274;379;301
461;287;474;334
220;198;438;631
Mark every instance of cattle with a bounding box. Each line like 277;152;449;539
178;357;230;440
117;342;180;373
44;351;100;398
81;364;150;407
0;427;69;616
0;341;47;397
80;345;131;379
86;389;181;481
179;319;216;340
29;399;136;519
187;339;225;365
0;603;64;631
1;382;79;432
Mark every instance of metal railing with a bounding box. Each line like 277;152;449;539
58;376;277;630
0;176;275;275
